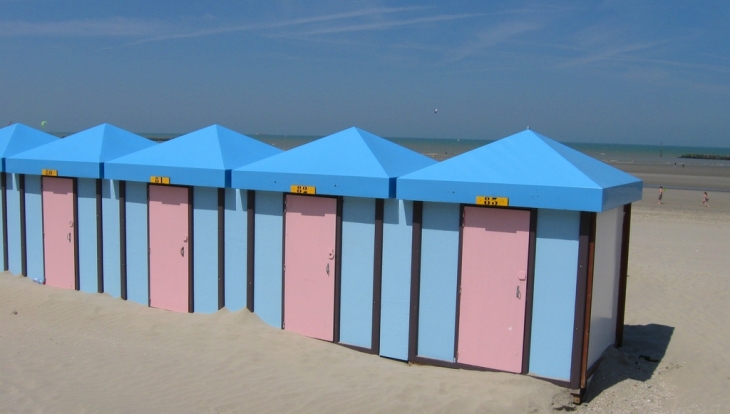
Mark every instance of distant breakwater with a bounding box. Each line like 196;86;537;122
679;153;730;160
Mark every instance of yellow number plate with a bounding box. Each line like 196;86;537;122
290;185;316;194
476;196;509;207
41;169;58;176
150;176;170;185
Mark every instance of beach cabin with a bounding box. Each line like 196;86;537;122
396;129;642;400
4;124;155;292
0;124;59;277
104;125;281;313
231;127;436;354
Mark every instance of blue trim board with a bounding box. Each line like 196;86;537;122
6;174;21;274
24;175;43;281
528;209;581;381
102;179;121;297
379;199;413;361
193;186;219;313
417;202;460;362
77;178;99;293
339;197;376;349
125;182;148;305
224;188;247;311
234;172;399;199
253;191;283;328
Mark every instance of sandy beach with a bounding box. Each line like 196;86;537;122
613;163;730;192
2;172;730;413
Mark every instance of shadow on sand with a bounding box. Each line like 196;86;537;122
583;323;675;403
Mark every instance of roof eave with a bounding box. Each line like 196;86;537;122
231;171;394;198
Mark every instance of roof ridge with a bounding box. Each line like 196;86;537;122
356;127;436;177
532;134;603;188
351;129;390;177
98;124;111;159
207;125;227;167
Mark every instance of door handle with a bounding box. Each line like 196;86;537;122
516;286;521;299
180;247;184;257
326;263;330;275
67;233;71;242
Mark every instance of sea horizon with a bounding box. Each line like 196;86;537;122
47;129;730;168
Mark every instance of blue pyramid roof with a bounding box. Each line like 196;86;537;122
0;124;58;172
105;124;282;187
5;124;155;178
397;130;643;212
231;127;437;198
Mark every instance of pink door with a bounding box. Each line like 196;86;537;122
42;177;76;289
149;185;190;313
284;195;337;341
457;206;530;373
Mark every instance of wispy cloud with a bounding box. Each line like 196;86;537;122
550;30;729;78
620;64;730;93
556;41;664;67
0;17;169;37
0;7;480;48
0;6;442;44
621;57;730;74
130;7;429;45
701;52;730;63
537;19;730;91
294;13;479;36
543;20;677;72
447;21;543;61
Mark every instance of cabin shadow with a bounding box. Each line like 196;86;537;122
582;323;675;403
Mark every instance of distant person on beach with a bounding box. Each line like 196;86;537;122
658;186;663;204
702;191;709;207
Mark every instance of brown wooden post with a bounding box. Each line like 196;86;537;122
616;203;632;347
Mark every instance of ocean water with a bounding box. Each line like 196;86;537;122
241;134;730;168
568;143;730;168
125;131;730;168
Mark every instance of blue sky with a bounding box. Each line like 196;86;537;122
1;1;728;146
